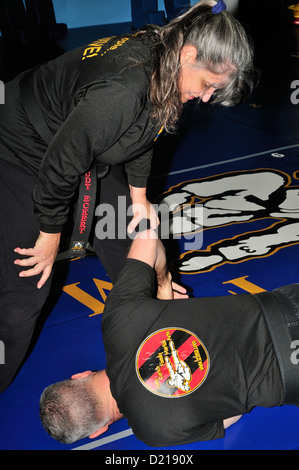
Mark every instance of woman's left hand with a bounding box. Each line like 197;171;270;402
14;231;61;289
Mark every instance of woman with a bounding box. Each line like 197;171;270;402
0;0;255;392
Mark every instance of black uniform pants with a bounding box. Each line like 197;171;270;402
0;159;132;393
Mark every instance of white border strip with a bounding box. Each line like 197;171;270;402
151;144;299;179
72;428;134;450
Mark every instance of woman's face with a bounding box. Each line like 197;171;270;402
179;45;229;104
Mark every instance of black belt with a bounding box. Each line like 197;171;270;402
67;166;97;257
254;289;299;405
19;70;97;258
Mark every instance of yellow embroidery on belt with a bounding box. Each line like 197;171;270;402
154;126;164;142
289;3;299;18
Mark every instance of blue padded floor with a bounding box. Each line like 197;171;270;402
1;51;299;452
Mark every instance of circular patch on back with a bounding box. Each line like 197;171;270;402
136;328;210;397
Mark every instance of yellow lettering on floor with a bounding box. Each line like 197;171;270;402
62;279;113;317
223;276;266;294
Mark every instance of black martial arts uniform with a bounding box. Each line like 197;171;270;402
102;259;299;446
0;33;162;392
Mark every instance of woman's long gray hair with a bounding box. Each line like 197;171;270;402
147;0;256;132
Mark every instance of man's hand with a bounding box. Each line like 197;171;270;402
14;231;61;289
171;282;189;300
128;227;189;301
223;415;242;429
157;275;189;300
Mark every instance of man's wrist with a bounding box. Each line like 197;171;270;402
157;270;172;288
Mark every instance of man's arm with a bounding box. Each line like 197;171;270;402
127;228;187;299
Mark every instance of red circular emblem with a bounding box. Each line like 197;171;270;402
136;328;209;397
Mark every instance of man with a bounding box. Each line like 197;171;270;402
39;228;299;447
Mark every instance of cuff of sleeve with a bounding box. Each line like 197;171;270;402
127;174;148;187
39;224;63;234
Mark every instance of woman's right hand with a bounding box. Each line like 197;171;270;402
14;231;61;289
127;185;159;234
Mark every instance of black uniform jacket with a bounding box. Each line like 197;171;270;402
0;33;162;232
